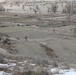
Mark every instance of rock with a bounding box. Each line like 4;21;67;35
33;65;43;72
0;55;5;63
59;63;70;69
0;48;13;58
50;68;59;74
8;37;18;41
1;36;7;43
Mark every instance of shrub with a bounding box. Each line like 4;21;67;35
13;71;51;75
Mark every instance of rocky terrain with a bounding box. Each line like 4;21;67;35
0;9;76;75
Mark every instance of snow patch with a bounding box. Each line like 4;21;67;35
50;68;76;75
58;69;76;75
0;71;12;75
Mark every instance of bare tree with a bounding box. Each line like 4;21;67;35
22;5;25;9
66;3;71;23
65;1;74;25
31;4;41;14
51;2;58;24
51;2;58;14
66;3;71;14
0;4;5;13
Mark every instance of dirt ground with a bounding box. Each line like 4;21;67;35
0;12;76;67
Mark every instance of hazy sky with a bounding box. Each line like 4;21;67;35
0;0;5;2
0;0;75;2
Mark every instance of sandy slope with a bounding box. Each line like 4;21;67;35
2;25;75;65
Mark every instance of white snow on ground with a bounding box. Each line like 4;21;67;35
0;64;9;68
0;63;76;75
0;71;12;75
50;68;76;75
0;63;16;68
58;69;76;75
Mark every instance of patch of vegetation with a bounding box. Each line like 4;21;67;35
13;71;51;75
40;43;58;58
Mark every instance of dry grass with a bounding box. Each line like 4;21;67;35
13;71;52;75
40;43;58;58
